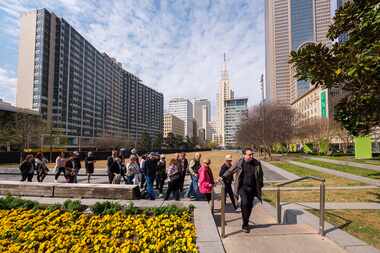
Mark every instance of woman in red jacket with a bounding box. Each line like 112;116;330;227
198;158;214;202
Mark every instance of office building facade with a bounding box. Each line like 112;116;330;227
224;98;248;147
16;9;163;145
265;0;331;104
163;113;185;138
168;98;193;137
192;98;211;141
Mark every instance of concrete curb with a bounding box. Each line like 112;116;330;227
264;201;380;253
260;160;299;180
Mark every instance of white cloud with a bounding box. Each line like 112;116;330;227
0;67;17;104
0;0;265;118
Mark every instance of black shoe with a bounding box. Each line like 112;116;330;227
242;225;250;233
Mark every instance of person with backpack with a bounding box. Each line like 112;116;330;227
219;147;264;233
186;152;202;200
85;152;96;183
54;152;66;182
219;154;237;210
35;152;49;182
64;155;76;183
19;154;35;182
164;158;181;201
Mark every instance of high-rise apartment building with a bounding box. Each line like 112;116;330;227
216;54;233;146
16;9;163;145
265;0;331;104
163;113;185;138
192;98;211;141
224;98;248;147
168;98;193;137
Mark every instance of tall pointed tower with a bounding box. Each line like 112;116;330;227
216;53;233;146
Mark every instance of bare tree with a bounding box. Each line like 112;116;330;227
237;103;295;159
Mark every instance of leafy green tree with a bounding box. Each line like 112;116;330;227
141;132;152;151
289;0;380;136
152;133;163;150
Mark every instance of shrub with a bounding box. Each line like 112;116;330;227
0;195;39;210
46;203;62;212
124;201;139;215
63;199;82;212
91;201;122;215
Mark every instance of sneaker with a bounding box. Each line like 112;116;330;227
242;225;250;233
235;207;241;212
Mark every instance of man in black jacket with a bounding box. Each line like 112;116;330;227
219;154;237;210
220;148;264;233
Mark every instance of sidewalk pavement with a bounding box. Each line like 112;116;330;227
287;160;380;187
305;156;380;172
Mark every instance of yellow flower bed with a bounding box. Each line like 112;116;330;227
0;209;198;253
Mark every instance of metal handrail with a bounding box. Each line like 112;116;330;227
211;181;226;238
276;176;326;236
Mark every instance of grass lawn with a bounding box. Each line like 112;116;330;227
291;158;380;180
269;161;364;187
263;188;380;204
308;209;380;250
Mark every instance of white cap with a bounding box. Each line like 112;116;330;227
225;154;233;161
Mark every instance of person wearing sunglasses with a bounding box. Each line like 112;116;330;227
218;147;264;233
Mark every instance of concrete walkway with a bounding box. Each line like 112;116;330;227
211;186;348;253
287;160;380;187
261;160;299;180
306;156;380;172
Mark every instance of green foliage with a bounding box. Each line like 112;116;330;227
289;0;380;136
46;203;62;212
63;199;82;212
0;195;39;210
91;201;122;215
124;202;140;215
123;202;193;216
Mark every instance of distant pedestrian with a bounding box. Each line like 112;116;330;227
156;154;167;196
126;155;139;184
219;154;237;209
64;155;76;183
143;153;159;200
186;152;202;200
72;151;81;183
198;158;214;202
19;154;35;182
219;147;264;233
112;157;123;184
164;158;180;201
85;152;96;183
35;152;49;182
107;150;119;184
54;152;66;182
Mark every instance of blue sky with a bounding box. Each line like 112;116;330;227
0;0;264;119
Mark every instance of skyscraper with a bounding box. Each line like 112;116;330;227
168;98;193;138
16;9;163;145
224;98;248;147
192;98;211;141
216;54;233;146
265;0;332;104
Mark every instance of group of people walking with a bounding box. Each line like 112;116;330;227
19;147;263;233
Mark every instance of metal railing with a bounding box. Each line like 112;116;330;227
211;181;226;238
276;176;326;236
